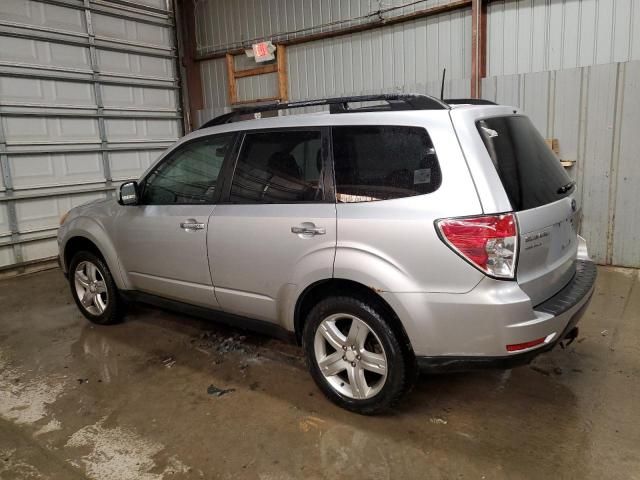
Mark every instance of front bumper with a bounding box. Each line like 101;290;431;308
415;260;597;372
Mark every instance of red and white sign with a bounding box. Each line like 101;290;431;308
251;41;275;62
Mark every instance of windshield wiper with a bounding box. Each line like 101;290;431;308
557;181;576;194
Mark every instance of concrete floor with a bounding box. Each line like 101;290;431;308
0;267;638;480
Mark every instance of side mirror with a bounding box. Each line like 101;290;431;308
118;181;139;205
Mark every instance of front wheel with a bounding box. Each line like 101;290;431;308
69;251;124;325
303;296;413;414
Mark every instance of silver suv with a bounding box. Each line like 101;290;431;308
58;94;596;414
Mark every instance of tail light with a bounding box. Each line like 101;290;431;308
436;213;518;279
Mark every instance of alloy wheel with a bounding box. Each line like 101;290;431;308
314;313;388;400
74;260;108;316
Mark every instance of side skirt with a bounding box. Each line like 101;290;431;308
120;290;296;343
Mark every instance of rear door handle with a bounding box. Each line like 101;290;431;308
180;219;205;231
291;225;326;236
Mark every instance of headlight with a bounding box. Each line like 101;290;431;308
60;211;70;225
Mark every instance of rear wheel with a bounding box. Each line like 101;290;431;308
303;296;412;414
69;251;124;325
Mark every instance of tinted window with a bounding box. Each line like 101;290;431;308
141;134;232;204
230;130;324;203
477;116;573;211
332;126;441;202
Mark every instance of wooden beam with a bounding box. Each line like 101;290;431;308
234;63;278;79
225;53;237;104
176;0;203;131
471;0;487;98
195;0;472;62
231;96;280;106
277;44;288;101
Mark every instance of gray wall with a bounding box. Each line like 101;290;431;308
483;62;640;267
0;0;181;269
487;0;640;76
194;0;640;267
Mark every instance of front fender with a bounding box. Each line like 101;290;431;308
59;216;130;290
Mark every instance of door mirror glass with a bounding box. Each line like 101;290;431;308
118;181;139;205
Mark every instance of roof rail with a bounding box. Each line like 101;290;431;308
445;98;498;106
199;93;450;129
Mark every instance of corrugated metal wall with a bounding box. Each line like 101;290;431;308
0;0;181;269
482;61;640;267
487;0;640;76
195;0;472;124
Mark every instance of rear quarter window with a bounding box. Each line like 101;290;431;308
332;126;441;202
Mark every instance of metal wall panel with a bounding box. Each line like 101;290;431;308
198;5;471;123
195;0;460;57
482;60;640;268
0;0;181;269
487;0;640;76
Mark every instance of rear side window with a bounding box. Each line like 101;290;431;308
332;126;441;202
230;130;325;203
477;116;573;211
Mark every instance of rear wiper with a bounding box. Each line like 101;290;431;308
557;181;575;194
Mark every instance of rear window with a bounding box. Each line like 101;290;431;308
332;126;441;202
477;116;573;211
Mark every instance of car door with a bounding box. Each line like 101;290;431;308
114;133;235;308
208;127;336;324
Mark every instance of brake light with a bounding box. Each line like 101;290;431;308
436;213;518;279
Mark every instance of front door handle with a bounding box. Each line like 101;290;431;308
291;224;326;236
180;219;205;231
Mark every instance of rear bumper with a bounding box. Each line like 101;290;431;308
417;287;592;372
383;260;597;368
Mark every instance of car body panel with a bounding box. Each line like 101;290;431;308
208;203;337;324
112;204;218;308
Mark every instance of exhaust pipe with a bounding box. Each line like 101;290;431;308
560;326;579;349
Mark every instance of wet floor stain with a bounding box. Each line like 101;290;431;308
0;267;639;479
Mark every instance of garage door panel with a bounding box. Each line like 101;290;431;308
0;246;13;268
9;153;104;190
0;77;94;106
102;84;176;110
15;192;105;232
0;204;9;236
21;238;58;262
92;13;171;47
96;49;175;80
2;117;100;144
104;118;178;141
0;36;91;71
109;150;160;180
0;1;180;269
0;0;85;33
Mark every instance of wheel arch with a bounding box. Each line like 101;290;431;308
61;220;128;290
293;278;415;358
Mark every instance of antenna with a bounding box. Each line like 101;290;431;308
440;68;446;101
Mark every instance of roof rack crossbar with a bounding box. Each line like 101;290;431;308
199;93;450;129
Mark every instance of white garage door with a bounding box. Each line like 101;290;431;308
0;0;181;270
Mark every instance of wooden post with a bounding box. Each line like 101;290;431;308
277;44;288;101
176;0;203;131
471;0;487;98
225;53;237;104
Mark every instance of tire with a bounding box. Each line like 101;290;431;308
68;250;125;325
302;295;413;414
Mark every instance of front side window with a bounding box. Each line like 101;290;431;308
332;126;441;202
230;130;324;203
141;134;233;205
